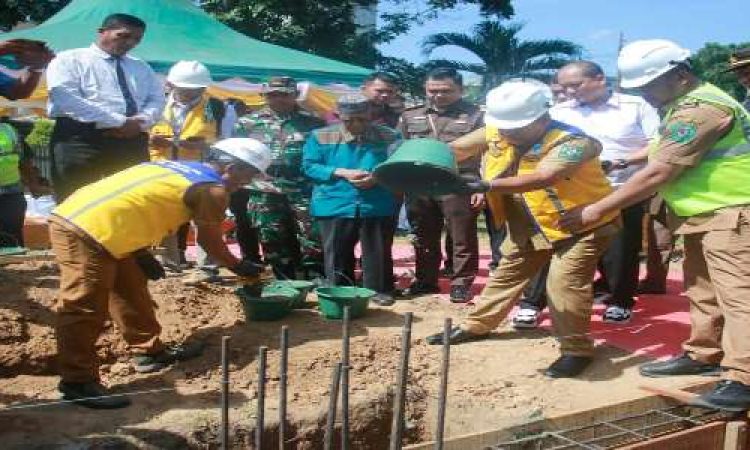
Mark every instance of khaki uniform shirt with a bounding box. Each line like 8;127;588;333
650;100;748;234
398;100;483;172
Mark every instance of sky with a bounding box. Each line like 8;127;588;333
378;0;750;76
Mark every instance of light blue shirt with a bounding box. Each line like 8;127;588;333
46;44;165;129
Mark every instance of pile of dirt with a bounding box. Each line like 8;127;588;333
0;261;703;449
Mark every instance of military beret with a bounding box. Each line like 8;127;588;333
264;76;298;93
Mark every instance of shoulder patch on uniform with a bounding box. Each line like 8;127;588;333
557;142;586;162
664;120;698;144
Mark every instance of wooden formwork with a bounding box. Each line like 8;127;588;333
406;381;749;450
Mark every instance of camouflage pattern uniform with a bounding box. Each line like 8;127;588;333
234;105;326;278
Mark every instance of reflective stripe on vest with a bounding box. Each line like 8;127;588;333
54;161;223;258
654;83;750;216
149;95;217;161
0;123;20;187
484;121;617;242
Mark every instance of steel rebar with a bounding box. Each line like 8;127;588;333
389;312;413;450
341;306;351;450
324;362;343;450
434;318;452;450
256;346;268;450
279;326;289;450
221;336;231;450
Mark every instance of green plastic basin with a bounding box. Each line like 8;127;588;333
374;138;467;196
268;280;315;308
235;285;297;321
315;286;376;320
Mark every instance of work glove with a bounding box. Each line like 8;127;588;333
230;259;265;278
460;174;491;194
134;249;166;280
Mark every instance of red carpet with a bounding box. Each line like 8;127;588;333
190;242;690;361
390;243;690;361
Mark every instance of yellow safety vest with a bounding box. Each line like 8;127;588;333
53;161;223;258
149;95;218;161
484;121;618;242
0;122;20;187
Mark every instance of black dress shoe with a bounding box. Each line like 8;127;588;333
401;282;440;297
59;382;131;409
697;380;750;412
545;355;592;378
639;353;721;378
449;285;471;303
425;326;485;345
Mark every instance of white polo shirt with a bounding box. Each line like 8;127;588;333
551;92;660;186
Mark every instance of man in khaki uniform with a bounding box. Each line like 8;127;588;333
561;40;750;411
398;67;483;302
427;80;620;378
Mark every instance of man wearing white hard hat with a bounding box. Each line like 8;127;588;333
49;138;270;409
561;39;750;411
149;60;222;271
150;60;218;161
427;79;620;378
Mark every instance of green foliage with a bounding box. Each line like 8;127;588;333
691;42;750;101
377;57;428;99
24;119;54;148
202;0;514;68
0;0;70;32
422;21;581;95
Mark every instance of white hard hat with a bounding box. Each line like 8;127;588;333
618;39;691;89
211;138;271;173
484;79;553;130
166;60;213;88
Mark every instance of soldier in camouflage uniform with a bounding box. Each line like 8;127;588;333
234;76;326;279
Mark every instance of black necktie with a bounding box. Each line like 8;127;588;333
114;57;137;117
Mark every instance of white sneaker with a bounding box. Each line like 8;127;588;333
512;308;540;329
602;305;632;323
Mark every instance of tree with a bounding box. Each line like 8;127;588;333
422;21;581;94
203;0;514;68
0;0;70;31
691;42;750;101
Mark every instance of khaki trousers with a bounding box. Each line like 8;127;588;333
682;216;750;385
49;219;163;383
462;229;613;356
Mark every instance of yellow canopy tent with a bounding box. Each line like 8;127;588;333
0;75;358;118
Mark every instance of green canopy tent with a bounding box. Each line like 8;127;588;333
1;0;371;85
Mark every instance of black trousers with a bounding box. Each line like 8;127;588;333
595;202;646;309
407;193;479;288
318;216;394;294
0;192;27;247
51;118;149;202
483;207;504;269
228;188;261;262
518;262;550;311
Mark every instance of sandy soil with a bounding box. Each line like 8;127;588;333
0;260;705;449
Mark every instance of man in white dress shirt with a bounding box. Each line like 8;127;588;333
46;13;165;201
551;61;660;323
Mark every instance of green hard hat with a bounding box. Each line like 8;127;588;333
374;138;468;196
